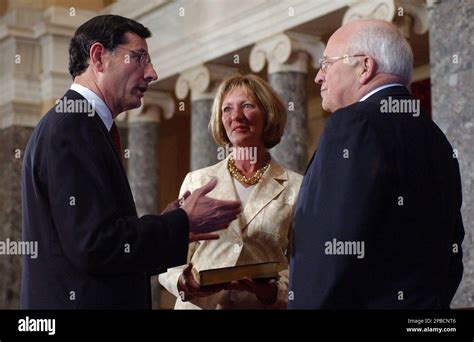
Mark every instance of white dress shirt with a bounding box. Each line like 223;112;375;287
70;83;113;132
359;83;404;102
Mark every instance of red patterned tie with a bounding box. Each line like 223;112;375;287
110;122;123;164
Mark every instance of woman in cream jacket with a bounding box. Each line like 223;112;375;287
159;74;302;309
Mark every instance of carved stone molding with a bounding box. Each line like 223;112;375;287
343;0;429;36
115;111;128;124
249;32;325;74
0;7;42;129
175;64;236;101
0;101;41;129
34;6;97;38
128;89;175;123
101;0;168;20
36;6;97;103
343;0;396;24
0;7;43;40
396;0;429;35
140;0;351;81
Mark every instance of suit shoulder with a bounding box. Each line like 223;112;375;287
270;159;303;191
188;159;226;179
325;102;365;131
285;169;303;186
181;159;227;192
326;101;382;139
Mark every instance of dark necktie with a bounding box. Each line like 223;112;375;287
110;122;123;164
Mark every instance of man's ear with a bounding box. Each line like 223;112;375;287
359;56;377;85
89;42;107;73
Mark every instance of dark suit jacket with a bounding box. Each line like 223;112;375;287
21;90;189;309
289;86;464;309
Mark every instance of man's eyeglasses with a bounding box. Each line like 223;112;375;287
318;54;365;73
115;47;152;66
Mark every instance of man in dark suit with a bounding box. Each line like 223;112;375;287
21;15;241;309
289;19;464;309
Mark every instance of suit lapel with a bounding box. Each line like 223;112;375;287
212;159;242;238
240;159;287;231
213;158;240;203
64;90;137;213
92;113;124;169
211;157;288;234
92;114;137;212
66;90;124;172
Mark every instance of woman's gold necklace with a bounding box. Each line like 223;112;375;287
228;156;271;185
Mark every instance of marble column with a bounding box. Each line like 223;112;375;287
128;90;175;216
127;89;175;309
128;110;160;216
0;125;35;309
0;5;45;309
250;32;324;174
191;98;215;171
429;0;474;308
175;64;236;171
268;68;308;175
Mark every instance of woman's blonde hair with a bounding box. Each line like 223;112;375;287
209;73;287;149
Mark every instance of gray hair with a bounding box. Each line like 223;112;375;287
348;22;413;85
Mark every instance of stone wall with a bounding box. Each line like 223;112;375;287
429;0;474;308
0;125;33;309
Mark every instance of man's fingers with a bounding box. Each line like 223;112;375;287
207;208;241;224
220;208;242;220
198;222;232;233
212;199;242;210
211;211;240;225
198;177;218;195
189;232;220;242
178;191;191;207
182;190;191;200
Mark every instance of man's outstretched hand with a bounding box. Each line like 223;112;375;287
181;177;241;235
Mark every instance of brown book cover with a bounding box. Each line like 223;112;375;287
192;262;279;286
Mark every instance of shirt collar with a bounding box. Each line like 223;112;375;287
70;83;114;131
359;83;405;102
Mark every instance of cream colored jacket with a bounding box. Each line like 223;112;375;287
159;156;302;309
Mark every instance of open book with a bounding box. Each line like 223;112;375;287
192;261;279;286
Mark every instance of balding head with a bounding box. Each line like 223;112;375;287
344;20;413;84
315;19;413;113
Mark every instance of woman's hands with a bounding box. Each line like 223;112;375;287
227;277;278;305
177;264;278;305
177;263;227;301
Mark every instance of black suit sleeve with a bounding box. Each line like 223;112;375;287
46;115;189;276
308;108;384;307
